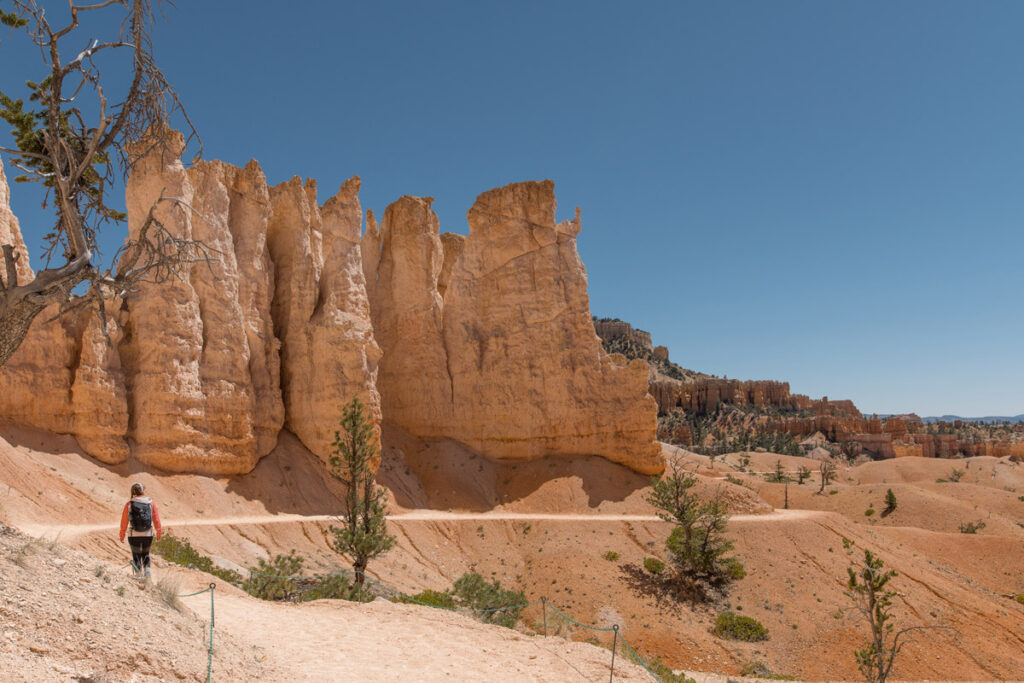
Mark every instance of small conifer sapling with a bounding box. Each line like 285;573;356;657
329;397;395;590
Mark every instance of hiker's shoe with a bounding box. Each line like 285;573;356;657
144;568;151;579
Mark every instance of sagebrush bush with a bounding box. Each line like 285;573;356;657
296;574;364;602
451;572;526;628
643;557;665;575
243;551;303;600
724;558;746;581
641;655;696;683
739;660;794;680
602;550;620;561
397;589;456;609
153;534;244;585
712;611;769;641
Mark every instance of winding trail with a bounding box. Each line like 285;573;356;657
21;508;824;540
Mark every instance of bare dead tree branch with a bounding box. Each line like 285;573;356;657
0;0;204;366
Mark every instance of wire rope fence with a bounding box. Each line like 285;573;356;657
137;561;679;682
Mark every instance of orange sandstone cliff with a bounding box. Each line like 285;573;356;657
0;153;660;476
367;182;661;473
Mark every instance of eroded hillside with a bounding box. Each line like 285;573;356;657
2;424;1023;681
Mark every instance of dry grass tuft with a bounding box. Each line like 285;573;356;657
0;485;10;522
13;535;46;568
153;574;184;612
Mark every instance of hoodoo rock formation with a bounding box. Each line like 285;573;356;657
0;154;660;475
0;138;382;474
0;160;32;286
118;139;282;473
368;182;662;474
266;174;382;461
598;320;1024;461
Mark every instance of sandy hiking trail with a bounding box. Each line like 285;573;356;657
21;507;822;540
174;582;653;682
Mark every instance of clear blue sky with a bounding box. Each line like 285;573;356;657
2;1;1022;416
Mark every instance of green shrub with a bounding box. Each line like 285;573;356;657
638;654;695;683
397;589;456;609
451;572;527;628
724;558;747;581
602;550;620;561
243;551;304;600
1015;594;1024;605
296;574;362;602
829;489;839;495
739;660;795;680
958;520;986;534
725;474;744;486
864;508;875;517
712;611;769;641
152;534;243;585
644;557;665;575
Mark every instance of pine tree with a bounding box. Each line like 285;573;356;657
883;489;897;516
846;549;945;682
328;397;395;590
647;466;744;597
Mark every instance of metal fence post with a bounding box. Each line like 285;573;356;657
609;624;619;682
542;597;547;636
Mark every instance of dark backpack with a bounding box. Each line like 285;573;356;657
129;500;153;532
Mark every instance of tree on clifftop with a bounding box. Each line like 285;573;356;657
0;0;206;365
328;397;395;590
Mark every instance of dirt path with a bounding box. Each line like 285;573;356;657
22;508;824;540
176;581;652;682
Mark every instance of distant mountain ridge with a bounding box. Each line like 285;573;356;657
922;415;1024;424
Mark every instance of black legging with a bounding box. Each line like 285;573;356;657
128;536;153;571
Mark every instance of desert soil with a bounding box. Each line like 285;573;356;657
2;422;1024;681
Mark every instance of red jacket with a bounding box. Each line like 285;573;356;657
119;496;162;542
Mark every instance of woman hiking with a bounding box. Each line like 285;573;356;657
118;482;162;578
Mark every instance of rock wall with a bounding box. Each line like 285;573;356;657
0;160;33;287
594;319;653;352
651;378;804;415
118;141;283;473
0;156;660;475
369;181;662;474
0;141;381;474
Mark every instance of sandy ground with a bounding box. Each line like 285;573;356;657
18;508;821;541
2;422;1024;681
177;580;652;682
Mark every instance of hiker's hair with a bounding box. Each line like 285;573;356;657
131;482;145;497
